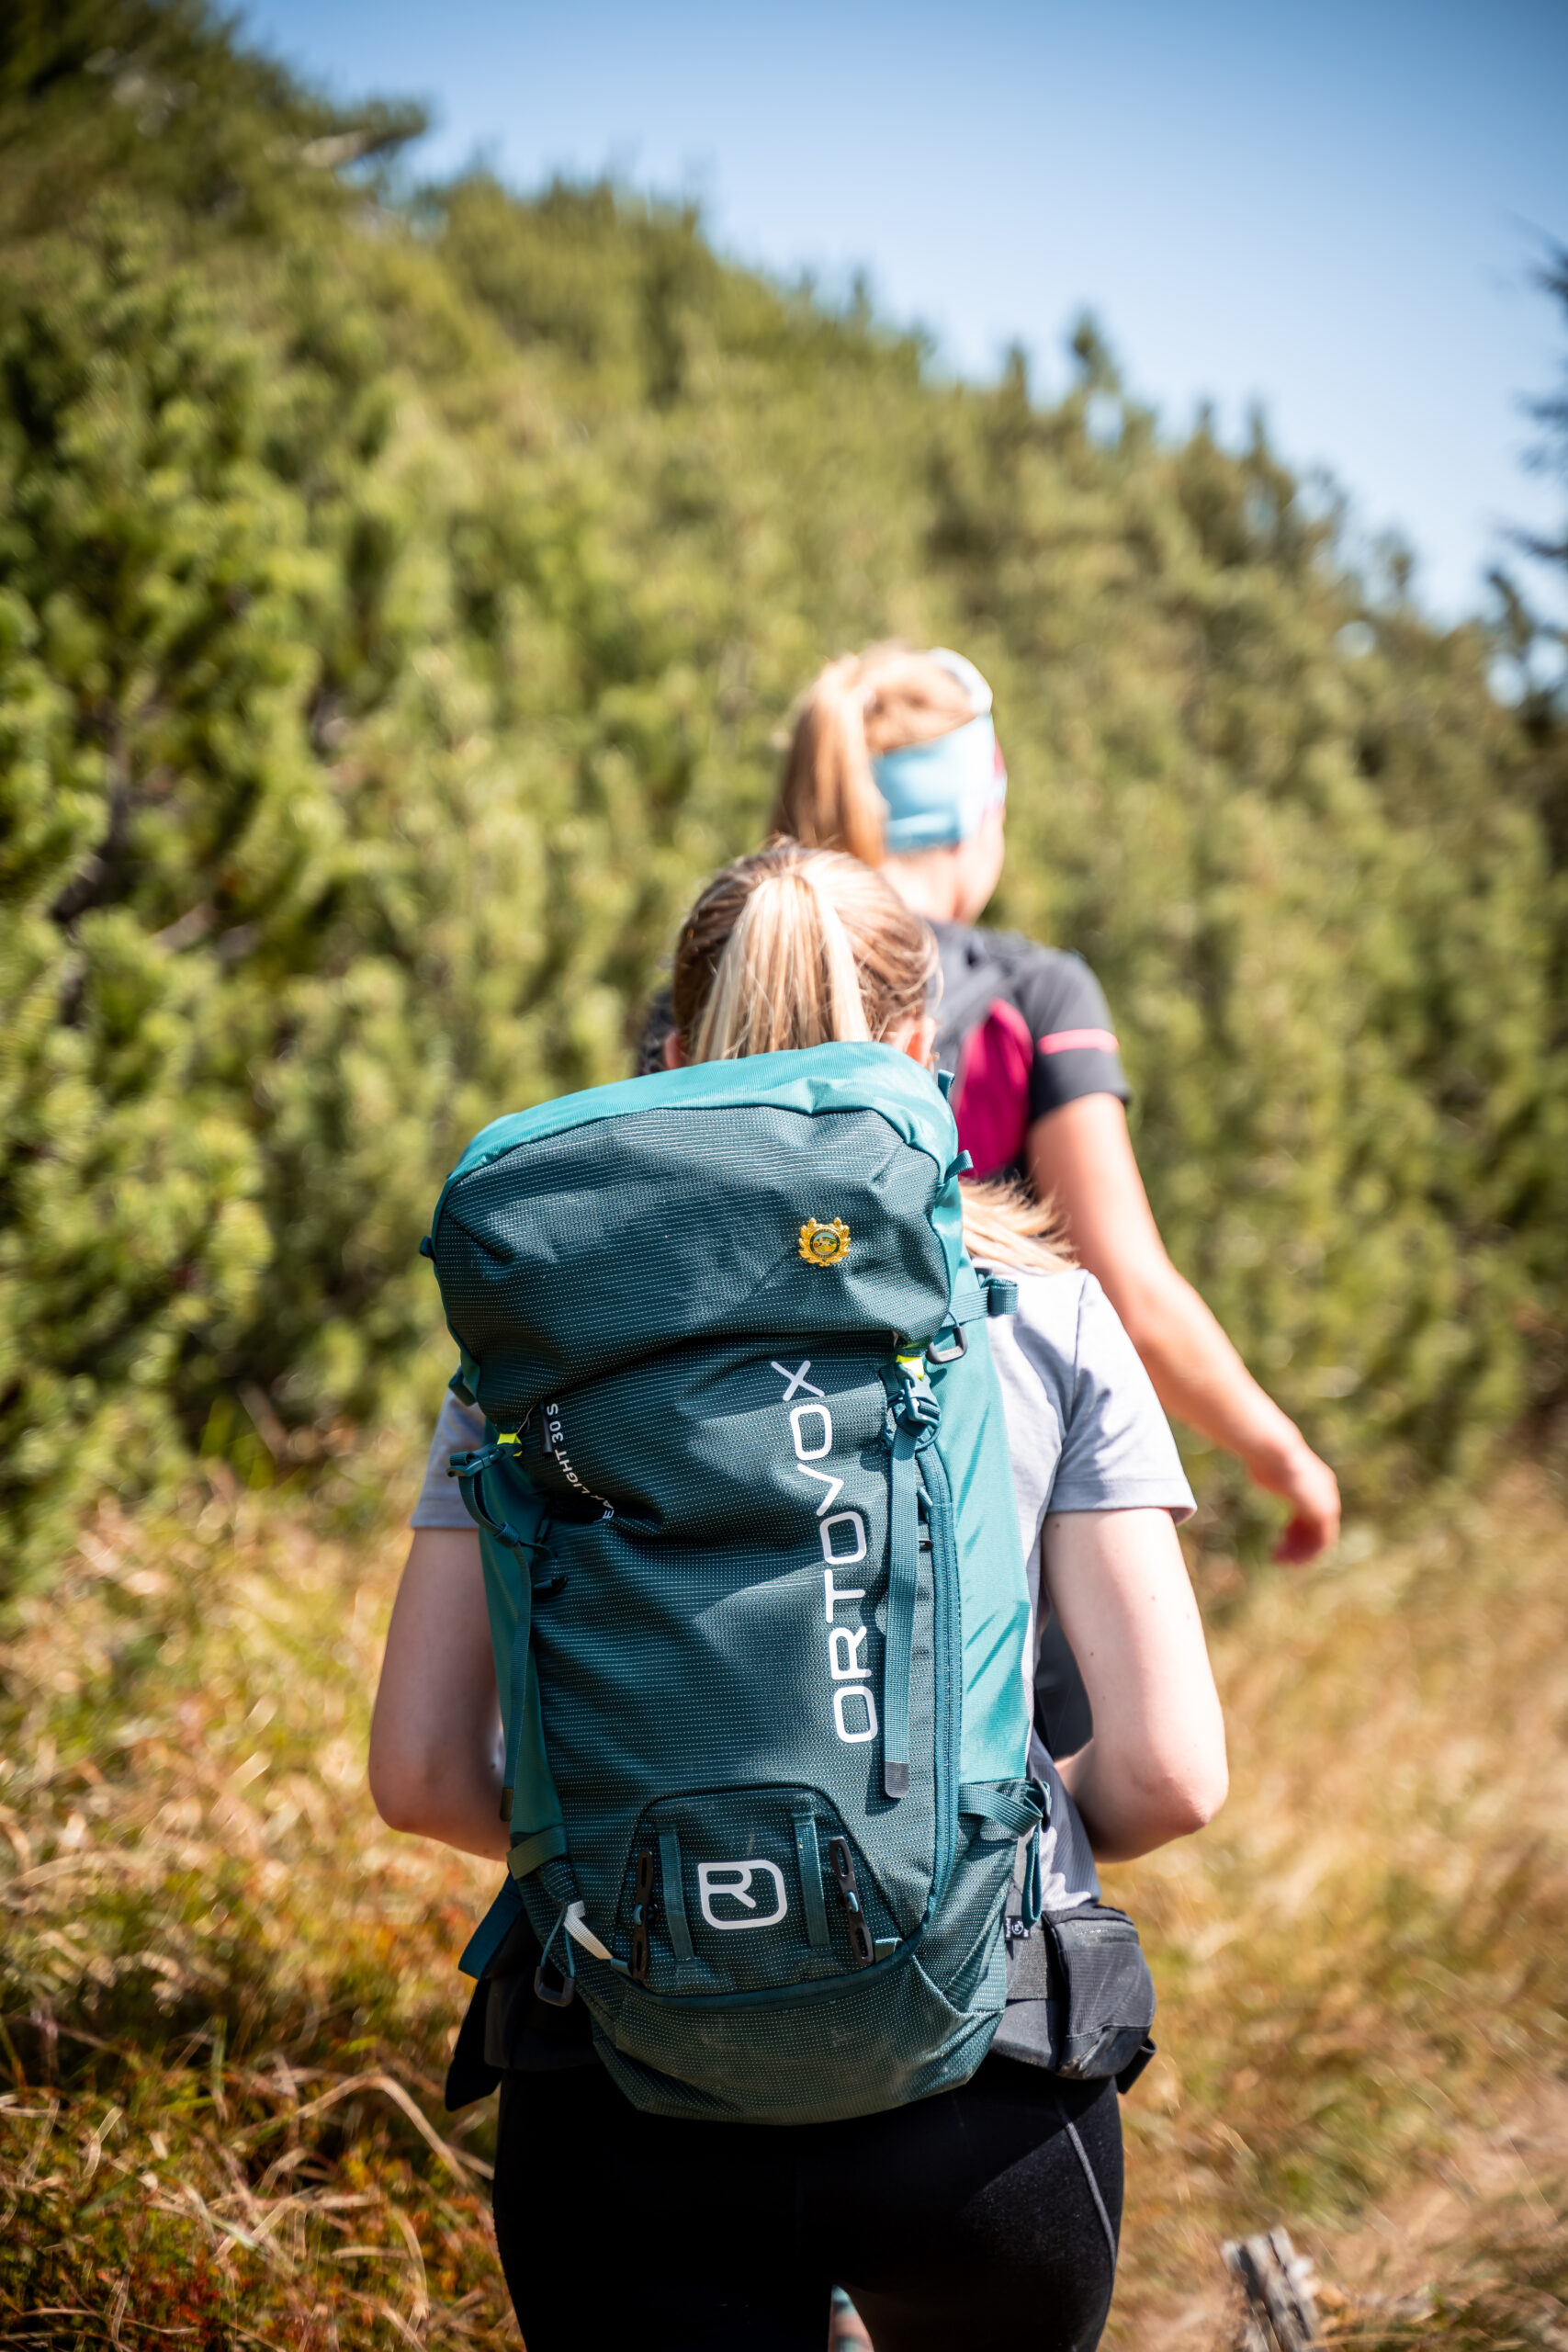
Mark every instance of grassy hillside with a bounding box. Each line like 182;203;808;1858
2;1;1565;1594
2;1465;1563;2346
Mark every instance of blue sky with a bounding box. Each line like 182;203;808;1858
242;0;1567;627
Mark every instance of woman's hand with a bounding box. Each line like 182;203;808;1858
1030;1094;1340;1562
368;1527;511;1861
1045;1507;1228;1863
1241;1429;1342;1564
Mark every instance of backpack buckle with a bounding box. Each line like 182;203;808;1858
532;1899;577;2007
532;1958;576;2008
890;1357;942;1437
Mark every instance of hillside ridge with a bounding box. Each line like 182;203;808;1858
0;0;1564;1592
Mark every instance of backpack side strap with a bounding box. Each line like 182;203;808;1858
449;1442;550;1561
928;1269;1018;1363
448;1443;558;1824
959;1779;1049;1925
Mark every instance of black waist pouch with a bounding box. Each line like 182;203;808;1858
993;1901;1156;2091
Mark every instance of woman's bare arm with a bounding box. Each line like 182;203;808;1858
1045;1507;1228;1862
368;1527;511;1861
1031;1094;1340;1563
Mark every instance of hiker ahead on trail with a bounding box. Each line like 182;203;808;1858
767;643;1341;1576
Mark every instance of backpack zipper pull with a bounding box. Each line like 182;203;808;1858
828;1838;875;1968
629;1847;658;1984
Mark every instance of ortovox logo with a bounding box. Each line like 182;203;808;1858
799;1217;851;1267
697;1860;788;1930
771;1357;878;1753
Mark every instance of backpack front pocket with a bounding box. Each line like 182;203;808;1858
598;1941;995;2125
611;1785;904;1997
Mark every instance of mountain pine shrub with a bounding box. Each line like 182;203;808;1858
0;1;1562;1589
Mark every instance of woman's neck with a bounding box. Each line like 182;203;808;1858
883;807;1007;924
883;849;967;922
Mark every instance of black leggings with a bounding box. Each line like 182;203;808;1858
492;2053;1122;2351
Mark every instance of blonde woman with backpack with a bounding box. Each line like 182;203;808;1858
372;843;1226;2352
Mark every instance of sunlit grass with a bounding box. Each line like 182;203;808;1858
2;1461;1564;2345
0;1455;513;2347
1109;1464;1568;2346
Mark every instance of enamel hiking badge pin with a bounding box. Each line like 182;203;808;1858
798;1217;852;1267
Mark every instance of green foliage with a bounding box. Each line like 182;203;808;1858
941;396;1568;1517
0;0;1563;1589
1492;241;1568;1420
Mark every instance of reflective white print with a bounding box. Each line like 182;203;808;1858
773;1361;878;1748
697;1859;788;1929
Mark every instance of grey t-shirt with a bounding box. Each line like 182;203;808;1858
412;1267;1193;2056
982;1268;1194;1909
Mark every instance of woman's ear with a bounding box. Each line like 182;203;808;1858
893;1015;937;1068
661;1029;685;1069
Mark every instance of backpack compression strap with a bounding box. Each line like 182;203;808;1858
885;1359;943;1801
448;1441;553;1823
957;1781;1050;1926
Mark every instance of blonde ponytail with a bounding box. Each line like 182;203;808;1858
691;865;873;1060
954;1179;1071;1278
670;843;1071;1279
676;844;928;1058
773;655;888;865
773;644;976;865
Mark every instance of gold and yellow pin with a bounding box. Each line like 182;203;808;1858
798;1217;851;1267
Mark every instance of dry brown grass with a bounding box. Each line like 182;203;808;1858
1109;1464;1568;2348
0;1457;513;2347
1;1458;1564;2346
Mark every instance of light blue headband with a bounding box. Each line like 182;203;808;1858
870;650;1008;853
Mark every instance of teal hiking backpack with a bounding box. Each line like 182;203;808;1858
424;1043;1046;2126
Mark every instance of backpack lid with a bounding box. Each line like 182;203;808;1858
427;1045;968;1426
